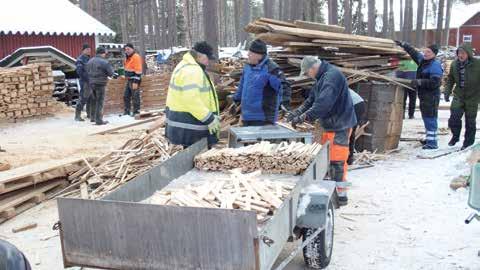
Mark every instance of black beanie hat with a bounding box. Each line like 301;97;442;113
249;39;267;54
124;43;134;49
193;41;215;60
82;43;91;50
428;44;439;55
96;47;106;55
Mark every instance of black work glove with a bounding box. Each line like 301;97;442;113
285;110;300;122
444;93;450;102
394;40;406;47
411;79;421;88
291;114;306;126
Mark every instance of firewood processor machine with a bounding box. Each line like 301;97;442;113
56;125;340;269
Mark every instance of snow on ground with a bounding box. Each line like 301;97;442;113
1;109;480;269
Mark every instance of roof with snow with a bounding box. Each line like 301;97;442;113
0;0;115;36
427;3;480;30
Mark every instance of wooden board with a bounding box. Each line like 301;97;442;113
0;158;84;195
294;20;345;33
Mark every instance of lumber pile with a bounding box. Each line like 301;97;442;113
195;141;322;175
104;73;170;114
0;158;86;223
0;63;63;120
62;127;182;199
145;169;295;223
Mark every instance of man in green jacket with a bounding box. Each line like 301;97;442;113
445;43;480;150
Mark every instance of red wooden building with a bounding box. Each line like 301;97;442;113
0;0;114;61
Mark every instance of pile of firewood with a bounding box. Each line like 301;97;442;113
0;63;62;120
59;125;182;199
145;169;295;223
195;141;322;175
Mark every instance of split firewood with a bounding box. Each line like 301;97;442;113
144;170;295;224
12;222;37;233
194;141;322;175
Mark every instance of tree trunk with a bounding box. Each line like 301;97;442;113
289;0;301;20
309;0;318;22
203;0;219;59
442;0;453;46
183;0;192;48
402;0;413;42
152;0;162;49
79;0;89;11
264;0;273;18
239;0;250;45
146;0;154;49
119;0;129;43
367;0;375;36
388;0;394;39
279;0;283;20
135;0;146;73
424;0;428;46
381;0;388;37
435;0;444;45
218;0;224;46
344;0;352;33
166;0;177;47
415;0;425;46
399;0;403;31
328;0;338;25
234;0;241;44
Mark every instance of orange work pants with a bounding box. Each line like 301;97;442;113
321;129;351;182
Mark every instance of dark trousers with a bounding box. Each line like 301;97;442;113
90;84;106;124
75;81;93;118
403;89;417;118
124;81;141;114
448;98;478;146
348;102;367;164
242;120;273;126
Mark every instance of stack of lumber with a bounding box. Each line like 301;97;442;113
195;141;322;175
62;126;182;199
104;73;170;114
0;158;86;223
145;169;295;223
0;63;62;120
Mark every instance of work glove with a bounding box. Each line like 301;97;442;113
207;115;221;135
285;110;300;122
394;40;406;47
410;79;421;88
112;72;119;79
444;93;450;102
290;114;306;127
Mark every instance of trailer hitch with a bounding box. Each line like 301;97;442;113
465;212;480;224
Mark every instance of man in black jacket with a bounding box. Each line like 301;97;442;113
86;47;116;125
74;43;91;121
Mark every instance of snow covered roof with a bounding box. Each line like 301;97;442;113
0;0;115;36
426;3;480;30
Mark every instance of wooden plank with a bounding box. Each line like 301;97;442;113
264;23;395;45
294;20;345;33
257;17;297;27
0;158;84;195
12;222;37;233
89;116;162;136
312;39;395;48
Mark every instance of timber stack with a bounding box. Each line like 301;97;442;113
0;63;62;120
194;141;322;175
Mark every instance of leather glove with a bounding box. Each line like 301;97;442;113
291;114;306;126
207;115;221;135
285;110;300;122
444;93;450;102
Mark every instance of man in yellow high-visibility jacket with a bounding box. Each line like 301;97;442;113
165;42;220;147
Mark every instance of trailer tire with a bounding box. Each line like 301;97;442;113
302;201;334;269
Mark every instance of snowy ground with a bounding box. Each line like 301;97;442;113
1;109;480;269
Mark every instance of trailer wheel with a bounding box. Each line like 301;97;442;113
302;201;334;269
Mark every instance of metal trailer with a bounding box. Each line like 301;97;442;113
56;136;338;270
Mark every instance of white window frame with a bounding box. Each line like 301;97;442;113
463;34;473;43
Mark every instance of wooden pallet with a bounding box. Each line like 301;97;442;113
0;179;67;223
0;158;84;195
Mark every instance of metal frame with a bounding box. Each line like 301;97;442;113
57;139;334;270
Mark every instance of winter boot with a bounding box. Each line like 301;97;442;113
74;107;84;121
96;120;109;125
448;136;459;146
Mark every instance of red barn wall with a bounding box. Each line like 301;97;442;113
0;33;95;60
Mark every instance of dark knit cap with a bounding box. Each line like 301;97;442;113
96;47;106;55
124;43;134;49
428;44;439;55
82;43;91;50
193;41;215;60
249;39;267;54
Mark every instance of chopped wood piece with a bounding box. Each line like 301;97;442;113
12;222;37;233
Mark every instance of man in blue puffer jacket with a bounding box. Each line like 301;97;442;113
396;41;443;149
233;39;291;126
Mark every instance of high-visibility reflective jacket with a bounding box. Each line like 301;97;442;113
124;52;143;83
165;52;219;146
